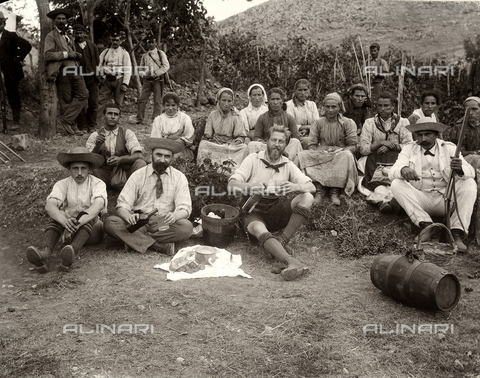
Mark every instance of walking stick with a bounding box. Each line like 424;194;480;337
444;107;471;230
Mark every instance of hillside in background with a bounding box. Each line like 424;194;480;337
218;0;480;59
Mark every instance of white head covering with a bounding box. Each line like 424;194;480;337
247;84;267;103
216;87;235;102
324;92;346;113
463;96;480;106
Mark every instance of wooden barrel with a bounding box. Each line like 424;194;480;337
370;255;461;311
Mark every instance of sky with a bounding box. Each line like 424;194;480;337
0;0;270;30
203;0;270;21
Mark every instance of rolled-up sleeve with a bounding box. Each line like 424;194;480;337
46;180;67;205
91;179;108;213
125;129;143;154
174;174;192;217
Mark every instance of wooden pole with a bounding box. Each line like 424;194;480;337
352;43;364;82
334;48;338;85
256;45;261;73
397;53;405;116
358;36;370;97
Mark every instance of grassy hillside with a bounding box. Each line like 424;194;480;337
218;0;480;59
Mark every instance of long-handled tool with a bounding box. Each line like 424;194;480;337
0;140;26;163
444;107;471;230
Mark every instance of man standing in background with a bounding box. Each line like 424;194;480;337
131;37;170;125
97;32;131;119
0;11;32;131
367;43;389;107
73;24;100;134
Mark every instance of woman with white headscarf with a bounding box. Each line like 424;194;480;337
196;87;247;168
297;92;358;206
246;87;303;161
239;84;268;142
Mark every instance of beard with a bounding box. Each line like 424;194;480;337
153;161;169;174
266;145;282;161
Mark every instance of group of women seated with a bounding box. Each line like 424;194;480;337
145;80;441;208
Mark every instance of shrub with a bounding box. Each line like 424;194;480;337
307;194;411;258
172;157;240;220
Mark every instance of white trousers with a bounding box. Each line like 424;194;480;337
391;178;477;232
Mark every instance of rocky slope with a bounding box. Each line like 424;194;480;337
217;0;480;58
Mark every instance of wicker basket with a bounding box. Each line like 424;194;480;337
415;223;457;271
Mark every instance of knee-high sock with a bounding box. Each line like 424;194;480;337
44;221;62;251
282;205;311;242
71;222;93;252
258;232;291;263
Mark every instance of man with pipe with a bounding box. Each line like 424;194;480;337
388;117;476;252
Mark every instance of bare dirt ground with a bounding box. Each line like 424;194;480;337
1;107;480;378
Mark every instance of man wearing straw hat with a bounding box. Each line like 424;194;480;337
26;147;107;273
104;138;193;256
388;117;476;252
45;8;88;136
228;125;314;281
0;10;32;131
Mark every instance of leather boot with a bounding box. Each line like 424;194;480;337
151;242;175;256
72;125;85;136
313;183;326;204
59;245;75;272
330;188;341;206
451;229;467;253
26;246;51;273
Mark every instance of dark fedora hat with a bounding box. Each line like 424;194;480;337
144;138;184;154
406;117;448;134
57;147;104;169
47;8;73;20
72;24;87;32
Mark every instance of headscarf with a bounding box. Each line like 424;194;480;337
247;84;267;103
216;87;239;116
412;108;437;122
463;96;480;106
324;92;346;114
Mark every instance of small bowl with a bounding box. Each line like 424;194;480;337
195;246;217;265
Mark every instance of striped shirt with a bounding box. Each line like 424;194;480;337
116;164;192;217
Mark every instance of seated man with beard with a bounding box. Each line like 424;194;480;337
104;138;193;256
228;125;315;281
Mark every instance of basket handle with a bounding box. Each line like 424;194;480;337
416;222;458;252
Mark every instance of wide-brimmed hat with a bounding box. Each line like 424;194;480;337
57;147;104;169
406;117;448;134
144;138;184;154
47;8;73;20
0;11;7;20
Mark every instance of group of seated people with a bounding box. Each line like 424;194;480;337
25;83;480;281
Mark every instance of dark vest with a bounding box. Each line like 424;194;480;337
75;42;95;75
99;127;130;168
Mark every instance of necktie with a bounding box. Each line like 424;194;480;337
156;174;163;199
424;150;435;157
260;158;288;173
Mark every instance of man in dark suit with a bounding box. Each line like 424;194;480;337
73;24;99;133
0;11;32;130
44;8;88;136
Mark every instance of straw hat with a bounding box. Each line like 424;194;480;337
57;147;104;169
406;117;448;134
144;138;184;154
